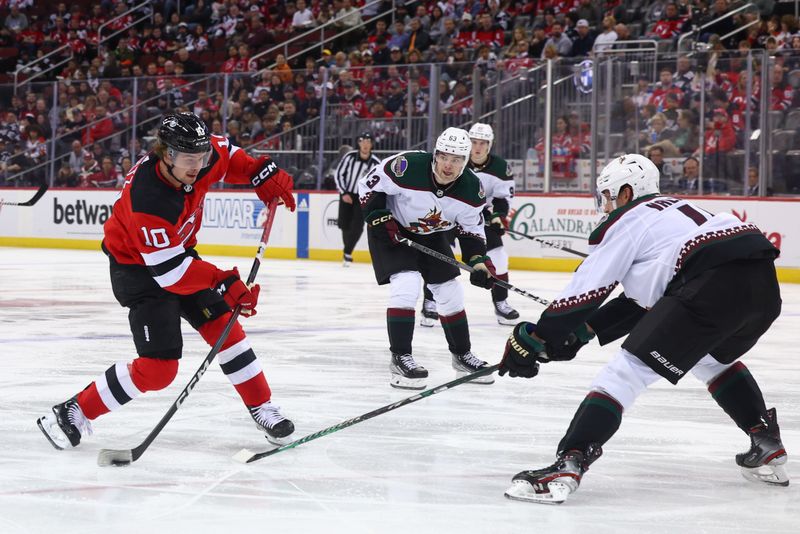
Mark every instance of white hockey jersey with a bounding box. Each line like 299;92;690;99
358;151;487;244
468;154;515;215
535;194;777;344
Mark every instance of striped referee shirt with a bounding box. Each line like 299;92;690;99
334;150;381;195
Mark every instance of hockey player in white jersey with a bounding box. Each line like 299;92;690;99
358;127;496;390
499;154;787;504
420;123;519;326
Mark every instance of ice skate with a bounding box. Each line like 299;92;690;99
451;351;494;384
736;408;789;486
249;401;295;446
505;445;603;504
494;299;519;325
343;253;353;268
37;396;92;450
420;299;439;327
390;352;428;390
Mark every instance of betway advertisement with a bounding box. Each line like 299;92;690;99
0;188;798;271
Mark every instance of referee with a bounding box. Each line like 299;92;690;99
335;131;380;266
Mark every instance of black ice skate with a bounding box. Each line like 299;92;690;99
249;401;295;446
390;352;429;390
37;396;93;450
736;408;789;486
494;299;520;325
419;299;438;327
343;253;353;268
451;351;494;384
505;445;603;504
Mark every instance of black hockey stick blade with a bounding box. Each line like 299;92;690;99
97;448;135;467
396;237;551;307
0;182;48;207
233;363;501;464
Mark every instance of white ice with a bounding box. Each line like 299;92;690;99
0;247;798;534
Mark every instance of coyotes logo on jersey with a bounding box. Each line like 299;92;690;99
409;207;449;233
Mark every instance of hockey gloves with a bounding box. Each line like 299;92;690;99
488;212;508;236
250;156;296;211
215;267;260;317
546;323;596;362
366;209;401;246
468;255;496;289
499;321;545;378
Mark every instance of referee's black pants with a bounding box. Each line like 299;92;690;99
338;193;364;255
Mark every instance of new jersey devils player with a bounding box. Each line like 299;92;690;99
37;112;298;450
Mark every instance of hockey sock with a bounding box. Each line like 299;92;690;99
77;358;178;419
387;308;415;354
707;362;767;433
491;273;509;302
440;310;471;355
423;284;434;302
199;315;271;407
557;391;623;453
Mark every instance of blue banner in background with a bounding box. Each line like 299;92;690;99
296;193;309;258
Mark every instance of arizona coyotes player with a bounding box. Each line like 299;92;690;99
358;127;496;390
500;154;787;504
38;112;297;450
420;123;518;327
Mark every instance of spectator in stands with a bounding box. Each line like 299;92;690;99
55;160;79;188
437;17;459;49
83;155;119;188
669;109;700;156
593;15;618;52
575;0;602;28
389;20;409;50
648;2;686;41
647;145;674;185
614;23;631;42
176;48;204;75
672;55;695;96
474;12;505;51
700;108;736;178
334;0;363;43
542;21;572;58
4;5;29;35
649;68;684;111
746;166;761;196
679;156;700;192
770;64;793;111
429;6;447;43
293;0;316;31
407;17;432;53
67;140;85;175
528;23;548;58
702;0;736;46
571;19;596;57
82;106;114;146
642;112;674;146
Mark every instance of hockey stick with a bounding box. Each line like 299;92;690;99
0;181;48;208
233;363;501;463
97;198;280;467
489;225;588;258
397;237;551;307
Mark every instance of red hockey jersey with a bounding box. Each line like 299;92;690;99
103;135;257;295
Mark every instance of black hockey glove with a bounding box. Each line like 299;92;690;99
488;212;507;236
544;323;596;362
366;208;401;246
499;321;545;378
468;255;496;289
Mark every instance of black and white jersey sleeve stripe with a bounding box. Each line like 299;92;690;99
334;151;381;194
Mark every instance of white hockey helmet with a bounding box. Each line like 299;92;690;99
468;122;494;152
595;153;660;212
434;127;471;176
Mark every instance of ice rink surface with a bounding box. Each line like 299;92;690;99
0;247;798;534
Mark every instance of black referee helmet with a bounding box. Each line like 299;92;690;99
356;131;374;144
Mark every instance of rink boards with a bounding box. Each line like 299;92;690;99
1;188;798;282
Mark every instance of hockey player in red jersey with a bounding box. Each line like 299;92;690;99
37;112;297;450
500;154;788;504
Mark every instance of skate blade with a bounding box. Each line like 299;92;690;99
419;317;437;327
36;416;67;451
504;480;570;504
453;368;495;384
390;375;427;390
496;315;519;326
740;459;790;487
265;433;294;447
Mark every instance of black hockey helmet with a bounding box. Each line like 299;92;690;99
356;131;374;143
157;112;210;154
